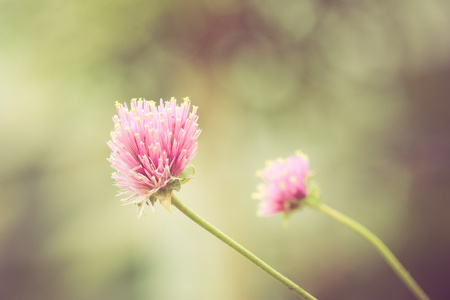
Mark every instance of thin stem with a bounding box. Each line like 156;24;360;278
171;194;317;300
314;203;430;300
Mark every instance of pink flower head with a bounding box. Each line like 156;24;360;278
107;97;200;216
253;152;311;216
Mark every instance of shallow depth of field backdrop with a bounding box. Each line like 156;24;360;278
1;1;450;299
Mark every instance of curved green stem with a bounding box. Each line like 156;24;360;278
314;203;430;300
171;194;317;300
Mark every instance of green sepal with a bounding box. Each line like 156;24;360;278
303;180;321;209
147;166;196;212
159;191;172;212
166;179;182;192
149;195;158;206
282;213;291;227
152;187;174;213
178;165;195;184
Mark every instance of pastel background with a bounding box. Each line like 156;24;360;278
1;0;450;299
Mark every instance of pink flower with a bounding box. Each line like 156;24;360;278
107;97;200;216
253;152;311;216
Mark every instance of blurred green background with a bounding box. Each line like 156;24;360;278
1;0;450;299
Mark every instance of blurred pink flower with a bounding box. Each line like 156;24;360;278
253;152;311;216
107;97;200;216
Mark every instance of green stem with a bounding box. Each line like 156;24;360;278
314;203;430;300
171;194;317;300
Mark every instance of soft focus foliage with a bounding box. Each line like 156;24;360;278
1;1;450;299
